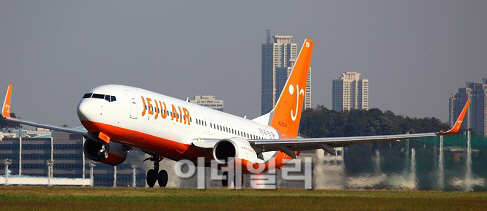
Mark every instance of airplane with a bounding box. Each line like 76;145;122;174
1;39;470;188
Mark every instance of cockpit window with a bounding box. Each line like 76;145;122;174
83;93;93;98
92;94;104;99
83;93;117;103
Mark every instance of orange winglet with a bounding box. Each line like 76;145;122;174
99;131;111;143
440;99;470;135
2;84;12;118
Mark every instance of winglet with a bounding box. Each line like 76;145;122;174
2;84;12;118
439;99;470;135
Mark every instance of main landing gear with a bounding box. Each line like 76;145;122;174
144;156;168;188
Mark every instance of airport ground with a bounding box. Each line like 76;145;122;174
0;186;486;210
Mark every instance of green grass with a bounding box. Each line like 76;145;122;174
0;186;486;210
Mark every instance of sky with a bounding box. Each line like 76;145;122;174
1;1;486;127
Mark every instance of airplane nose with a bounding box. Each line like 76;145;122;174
77;100;97;121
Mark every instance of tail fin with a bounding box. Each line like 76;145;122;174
2;84;12;118
268;39;314;137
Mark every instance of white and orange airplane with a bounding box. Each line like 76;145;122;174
1;39;470;187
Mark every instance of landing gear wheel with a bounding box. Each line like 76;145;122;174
147;169;157;188
144;155;167;188
158;170;168;187
222;172;228;187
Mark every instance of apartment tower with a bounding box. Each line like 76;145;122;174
332;72;369;111
261;30;311;114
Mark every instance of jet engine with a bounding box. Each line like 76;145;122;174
83;139;128;166
213;137;259;164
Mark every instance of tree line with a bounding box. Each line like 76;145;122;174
299;105;449;138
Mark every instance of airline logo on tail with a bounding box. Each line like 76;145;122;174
269;39;314;138
289;84;305;122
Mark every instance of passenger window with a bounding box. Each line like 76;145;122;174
110;96;116;102
83;93;93;98
104;95;110;102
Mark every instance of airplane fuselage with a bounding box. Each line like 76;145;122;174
77;84;285;164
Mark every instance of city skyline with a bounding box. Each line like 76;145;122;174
1;1;486;127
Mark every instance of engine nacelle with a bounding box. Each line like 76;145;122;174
213;137;259;164
83;139;128;166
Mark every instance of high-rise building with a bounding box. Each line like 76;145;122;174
190;95;224;111
332;72;369;111
261;31;311;114
449;79;487;136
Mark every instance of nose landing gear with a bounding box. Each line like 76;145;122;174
144;156;168;188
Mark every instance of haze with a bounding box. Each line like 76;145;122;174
1;1;486;127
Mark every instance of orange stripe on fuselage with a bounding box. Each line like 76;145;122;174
80;120;293;172
81;120;206;161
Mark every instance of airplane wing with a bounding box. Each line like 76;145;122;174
250;100;470;157
251;132;436;152
2;84;89;136
191;100;470;159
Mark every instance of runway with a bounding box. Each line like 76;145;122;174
0;186;485;210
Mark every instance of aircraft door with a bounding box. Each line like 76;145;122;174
125;90;138;119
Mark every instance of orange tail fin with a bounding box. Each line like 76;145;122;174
269;39;314;138
2;84;12;118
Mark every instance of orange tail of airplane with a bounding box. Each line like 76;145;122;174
268;39;314;138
